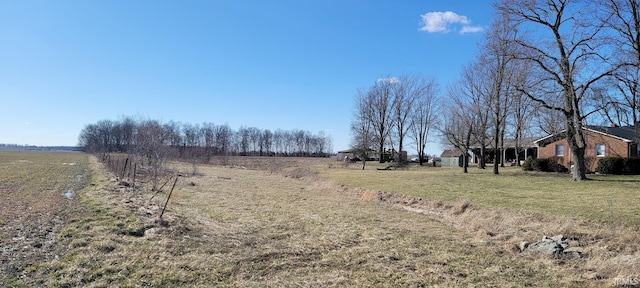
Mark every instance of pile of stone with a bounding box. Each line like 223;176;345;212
520;235;584;258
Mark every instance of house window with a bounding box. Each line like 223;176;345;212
596;144;605;157
555;144;565;156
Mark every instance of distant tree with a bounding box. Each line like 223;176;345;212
316;130;331;156
136;120;169;190
283;130;294;156
121;116;136;154
246;127;261;156
509;71;537;166
478;11;520;174
351;88;375;169
214;124;232;163
261;129;273;156
163;121;182;159
369;78;396;163
441;84;475;174
78;123;100;153
182;123;201;160
460;62;491;170
391;74;420;162
96;119;116;153
293;129;305;156
409;75;440;166
272;129;284;155
237;126;250;156
200;123;216;163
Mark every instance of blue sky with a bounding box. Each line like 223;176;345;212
0;0;493;154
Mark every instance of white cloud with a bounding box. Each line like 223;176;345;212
376;77;400;84
460;25;484;35
419;11;483;34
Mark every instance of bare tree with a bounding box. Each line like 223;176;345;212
351;89;375;169
213;124;232;163
237;126;250;156
600;0;640;133
391;74;421;162
369;78;396;163
163;121;182;159
200;123;216;163
78;123;100;153
479;12;520;174
294;130;307;156
120;116;136;154
497;0;621;180
245;127;261;156
182;123;200;160
261;129;272;156
409;75;440;165
459;62;491;170
509;72;538;166
136;120;169;190
272;129;284;155
441;82;477;174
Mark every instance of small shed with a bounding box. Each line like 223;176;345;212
440;149;468;167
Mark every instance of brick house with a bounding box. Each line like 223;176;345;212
534;125;639;172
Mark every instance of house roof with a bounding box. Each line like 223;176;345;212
441;149;464;157
469;137;538;149
534;125;638;147
586;125;637;141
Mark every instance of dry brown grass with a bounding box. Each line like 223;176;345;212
5;154;640;286
319;158;640;286
168;163;592;286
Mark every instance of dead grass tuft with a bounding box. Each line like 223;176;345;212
282;167;319;179
359;189;377;202
453;198;470;215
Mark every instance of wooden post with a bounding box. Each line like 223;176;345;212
122;157;129;180
132;164;136;191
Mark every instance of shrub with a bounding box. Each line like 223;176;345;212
534;158;549;172
598;157;640;175
522;156;548;172
597;157;624;174
547;157;568;173
622;158;640;175
522;156;568;173
522;156;534;171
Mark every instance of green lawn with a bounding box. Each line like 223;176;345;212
321;164;640;226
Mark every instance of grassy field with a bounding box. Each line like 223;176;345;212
320;162;640;226
2;153;640;286
0;151;90;286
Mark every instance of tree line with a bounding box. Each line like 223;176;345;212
352;0;640;181
78;117;333;163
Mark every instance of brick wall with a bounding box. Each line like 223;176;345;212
537;130;631;172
